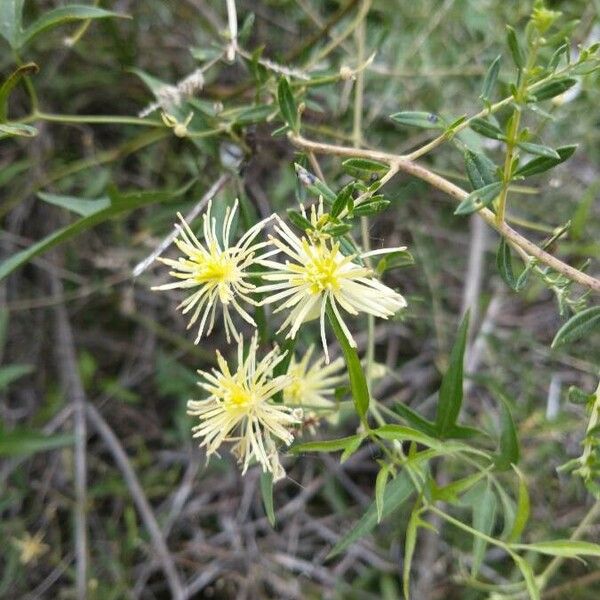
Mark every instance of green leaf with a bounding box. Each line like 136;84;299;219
0;364;33;392
390;111;442;129
352;198;391;217
494;393;520;470
508;466;530;542
260;472;276;527
326;302;369;422
341;158;389;180
506;25;525;69
433;470;488;503
20;5;127;49
435;312;469;438
454;182;502;216
277;77;298;133
287;209;312;232
464;149;498;190
514;145;576;178
38;192;111;217
327;471;414;558
403;506;420;599
375;464;391;523
0;429;74;457
481;54;502;103
528;78;577;102
547;43;569;71
0;122;37;137
392;403;437;437
551;306;600;348
373;425;443;450
513;540;600;559
0;0;24;48
471;481;497;577
130;68;170;98
469;117;506;140
511;553;540;600
516;142;560;159
0;181;194;282
290;434;364;454
496;238;518;290
567;386;594;405
0;62;38;122
331;183;354;218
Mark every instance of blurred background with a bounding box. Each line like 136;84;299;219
1;1;599;598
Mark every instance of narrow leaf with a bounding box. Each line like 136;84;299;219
21;5;126;48
342;158;389;181
551;306;600;348
326;302;369;421
291;434;363;454
0;181;194;281
0;122;37;137
435;312;470;437
455;182;502;215
375;464;391;523
511;553;540;600
471;481;497;577
516;142;560;159
506;26;525;69
260;472;276;527
496;238;518;290
528;78;577;102
392;403;437;437
38;192;110;217
373;425;443;449
0;0;25;48
513;540;600;558
508;466;530;542
481;55;502;102
514;145;576;178
403;507;420;599
0;429;74;457
495;394;520;470
470;117;506;140
277;77;298;133
390;111;442;129
0;62;38;122
328;472;414;558
464;149;498;190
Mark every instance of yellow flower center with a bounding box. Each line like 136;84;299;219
224;381;254;410
195;255;236;283
283;370;304;405
302;242;341;295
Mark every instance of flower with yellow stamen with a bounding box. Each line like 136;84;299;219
11;531;49;565
153;200;272;343
284;346;345;417
187;335;302;479
256;212;407;362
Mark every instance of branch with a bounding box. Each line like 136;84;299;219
86;403;186;600
289;133;600;294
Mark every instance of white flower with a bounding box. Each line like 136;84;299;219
256;212;407;362
284;346;345;417
187;335;302;479
152;200;272;343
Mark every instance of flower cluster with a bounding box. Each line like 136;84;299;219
154;198;407;477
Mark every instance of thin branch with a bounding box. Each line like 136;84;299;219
86;403;186;600
289;133;600;294
132;173;230;277
51;276;87;600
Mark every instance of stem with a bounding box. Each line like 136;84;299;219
325;301;370;425
35;111;163;127
289;133;600;294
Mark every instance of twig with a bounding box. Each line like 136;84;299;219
51;275;87;600
288;133;600;294
86;403;186;600
132;174;230;277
